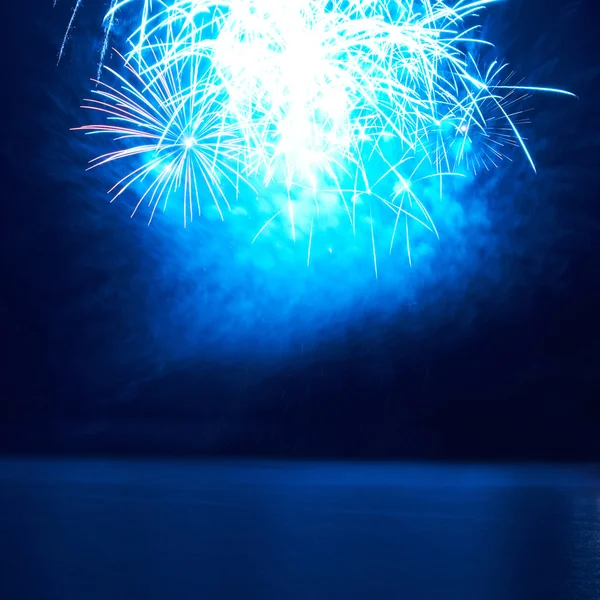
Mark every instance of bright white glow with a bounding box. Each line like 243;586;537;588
71;0;575;266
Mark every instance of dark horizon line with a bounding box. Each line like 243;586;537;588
1;451;599;463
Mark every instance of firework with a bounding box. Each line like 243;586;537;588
73;46;250;225
69;0;575;265
122;1;573;184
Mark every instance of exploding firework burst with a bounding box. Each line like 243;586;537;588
122;0;501;181
68;0;575;266
73;47;250;225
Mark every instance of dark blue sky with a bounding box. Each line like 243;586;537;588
1;0;599;458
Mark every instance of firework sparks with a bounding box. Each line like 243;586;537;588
73;47;251;225
69;0;575;266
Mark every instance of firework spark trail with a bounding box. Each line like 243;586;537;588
434;61;533;175
70;0;575;266
57;0;83;63
97;0;119;79
56;0;124;72
73;46;252;225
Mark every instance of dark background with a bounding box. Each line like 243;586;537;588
1;0;599;460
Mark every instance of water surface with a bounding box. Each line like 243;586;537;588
0;459;599;599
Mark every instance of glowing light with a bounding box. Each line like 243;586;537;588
69;0;575;266
73;48;251;225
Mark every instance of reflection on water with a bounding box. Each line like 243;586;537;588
0;460;599;599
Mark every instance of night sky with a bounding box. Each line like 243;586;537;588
1;0;599;459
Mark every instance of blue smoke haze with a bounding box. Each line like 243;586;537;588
4;0;598;427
